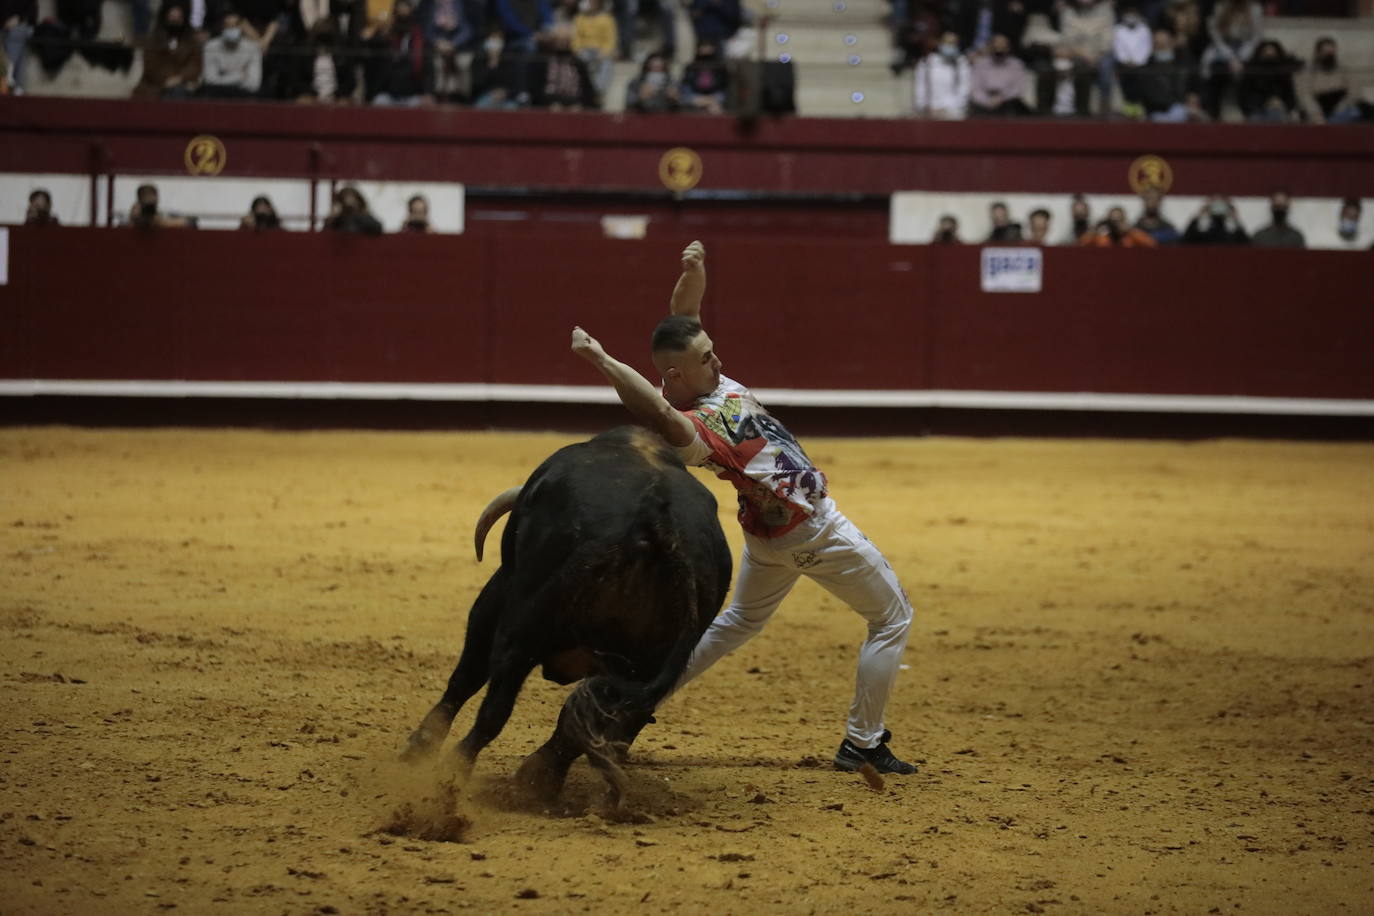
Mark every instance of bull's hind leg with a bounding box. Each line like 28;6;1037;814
402;576;504;761
452;641;537;768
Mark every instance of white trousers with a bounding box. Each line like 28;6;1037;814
677;498;913;748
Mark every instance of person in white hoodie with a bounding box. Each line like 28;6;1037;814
913;31;972;120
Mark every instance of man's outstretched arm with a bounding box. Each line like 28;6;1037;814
571;327;696;447
668;240;706;320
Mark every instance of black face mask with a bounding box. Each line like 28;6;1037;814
166;21;186;36
937;229;956;243
141;201;158;217
406;219;428;231
254;211;277;228
1072;217;1089;235
1271;206;1288;224
1317;53;1336;70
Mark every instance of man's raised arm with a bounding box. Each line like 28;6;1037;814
668;240;707;320
570;327;696;448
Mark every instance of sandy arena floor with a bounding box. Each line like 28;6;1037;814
1;426;1372;915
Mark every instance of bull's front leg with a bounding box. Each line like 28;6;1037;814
402;578;504;762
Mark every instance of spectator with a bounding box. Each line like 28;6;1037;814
401;194;434;232
1026;208;1052;246
1250;190;1304;248
1183;195;1249;245
363;0;434;105
932;214;961;244
1297;37;1364;125
986;201;1023;242
1200;0;1262;121
200;12;263;98
1062;193;1092;244
240;195;282;230
954;0;1026;58
324;186;383;234
681;40;730;114
536;23;597;110
133;4;204;99
1138;28;1196;122
891;0;943;73
970;33;1029;117
1;0;35;94
492;0;552;53
25;188;59;225
611;0;636;61
572;0;616;101
1239;39;1297;122
688;0;742;51
913;31;971;120
1163;0;1205;60
1079;206;1158;246
1054;0;1114;117
1336;198;1363;246
1110;4;1152;118
289;18;357;102
128;184;194;228
626;51;679;112
427;0;481;102
1134;188;1180;245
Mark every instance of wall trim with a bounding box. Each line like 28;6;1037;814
3;380;1372;416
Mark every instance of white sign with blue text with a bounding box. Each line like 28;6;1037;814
980;247;1043;293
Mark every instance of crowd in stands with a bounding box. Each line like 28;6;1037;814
19;182;451;232
930;190;1370;246
0;0;753;111
899;0;1373;122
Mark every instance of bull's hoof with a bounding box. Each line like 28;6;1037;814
399;729;442;763
514;749;568;805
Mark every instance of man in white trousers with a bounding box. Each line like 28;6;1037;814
570;240;916;775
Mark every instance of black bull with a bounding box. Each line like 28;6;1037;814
403;427;732;805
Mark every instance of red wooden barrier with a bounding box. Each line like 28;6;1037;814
3;228;1371;403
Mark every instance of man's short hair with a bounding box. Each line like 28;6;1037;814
29;189;51;205
136;183;157;200
1029;208;1050;220
651;315;703;353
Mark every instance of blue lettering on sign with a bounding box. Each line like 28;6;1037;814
986;253;1038;277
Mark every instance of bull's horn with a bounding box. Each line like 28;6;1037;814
474;486;522;561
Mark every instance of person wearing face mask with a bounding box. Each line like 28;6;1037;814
1335;198;1364;248
400;195;436;233
1297;38;1365;125
1137;28;1195;122
932;214;962;244
1183;195;1250;245
364;0;437;105
681;40;730;114
1134;187;1180;245
1109;4;1152;118
1250;190;1305;248
626;51;679;112
970;32;1029;116
1054;0;1114;117
913;31;971;120
133;4;204;99
240;195;283;231
200;12;262;98
1061;193;1092;245
1239;39;1298;122
25;189;60;226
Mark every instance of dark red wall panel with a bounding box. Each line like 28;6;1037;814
2;228;1371;402
5;98;1374;197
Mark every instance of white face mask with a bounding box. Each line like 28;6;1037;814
940;43;958;59
1338;218;1359;239
222;27;242;43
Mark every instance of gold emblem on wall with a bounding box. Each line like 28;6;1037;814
659;147;703;192
1128;155;1173;195
185;135;228;176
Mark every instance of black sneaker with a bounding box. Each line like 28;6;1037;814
833;729;917;775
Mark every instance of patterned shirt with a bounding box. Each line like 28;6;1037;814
675;375;828;538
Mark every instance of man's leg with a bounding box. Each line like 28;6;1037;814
803;513;913;754
676;538;799;689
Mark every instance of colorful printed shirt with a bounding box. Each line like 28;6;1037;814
674;375;828;538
